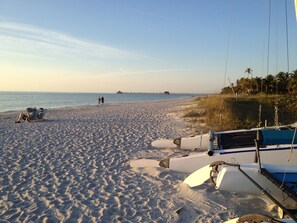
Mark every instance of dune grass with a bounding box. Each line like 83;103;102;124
183;94;297;132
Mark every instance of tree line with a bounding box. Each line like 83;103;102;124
221;69;297;95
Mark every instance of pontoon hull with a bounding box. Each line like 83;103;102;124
216;163;297;210
151;134;209;151
163;145;297;173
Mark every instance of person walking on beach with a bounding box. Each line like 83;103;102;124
101;97;104;104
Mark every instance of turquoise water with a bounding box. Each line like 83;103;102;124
0;91;200;112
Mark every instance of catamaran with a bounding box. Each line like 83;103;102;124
151;125;276;151
209;130;297;222
131;126;297;173
151;132;210;151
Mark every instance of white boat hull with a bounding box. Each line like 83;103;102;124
152;124;296;152
216;163;297;210
151;134;209;151
165;145;297;173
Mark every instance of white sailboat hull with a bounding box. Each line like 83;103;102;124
216;163;297;210
166;145;297;173
151;133;209;151
152;124;294;152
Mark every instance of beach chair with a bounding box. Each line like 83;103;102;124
36;108;47;121
15;107;47;123
26;107;38;120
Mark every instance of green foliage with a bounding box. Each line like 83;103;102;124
222;69;297;95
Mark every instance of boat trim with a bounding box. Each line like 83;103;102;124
218;146;297;155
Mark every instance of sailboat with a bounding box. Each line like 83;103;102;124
211;163;297;210
222;4;297;222
151;124;276;151
184;1;297;222
131;126;297;173
134;0;297;175
209;129;297;222
151;133;209;151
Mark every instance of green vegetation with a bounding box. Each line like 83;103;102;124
183;68;297;132
183;94;297;132
222;69;297;95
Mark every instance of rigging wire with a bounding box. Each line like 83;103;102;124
266;0;271;78
216;0;233;130
295;0;297;21
285;0;290;74
258;1;272;127
258;0;272;127
275;1;278;74
281;0;295;192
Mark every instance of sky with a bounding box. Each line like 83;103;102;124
0;0;296;93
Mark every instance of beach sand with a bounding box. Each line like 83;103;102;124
0;99;276;222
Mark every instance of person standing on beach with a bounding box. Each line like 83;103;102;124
98;97;101;104
101;97;104;104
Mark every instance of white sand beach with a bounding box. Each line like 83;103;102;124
0;99;276;222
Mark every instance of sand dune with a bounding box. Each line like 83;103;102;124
0;99;276;222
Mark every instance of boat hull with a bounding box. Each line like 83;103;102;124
216;163;297;210
151;134;209;151
166;145;297;173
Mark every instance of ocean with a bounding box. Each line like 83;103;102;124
0;91;200;113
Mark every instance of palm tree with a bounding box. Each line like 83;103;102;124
254;77;263;93
237;77;252;94
288;70;297;93
245;68;253;79
275;72;289;94
265;74;275;93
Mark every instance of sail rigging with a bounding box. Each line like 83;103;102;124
295;0;297;21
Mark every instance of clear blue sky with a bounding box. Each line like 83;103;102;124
0;0;296;93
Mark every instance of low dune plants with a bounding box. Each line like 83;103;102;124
184;94;297;132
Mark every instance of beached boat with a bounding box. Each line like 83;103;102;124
151;124;296;152
211;162;297;210
132;127;297;173
210;129;297;222
151;133;209;151
211;160;297;222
